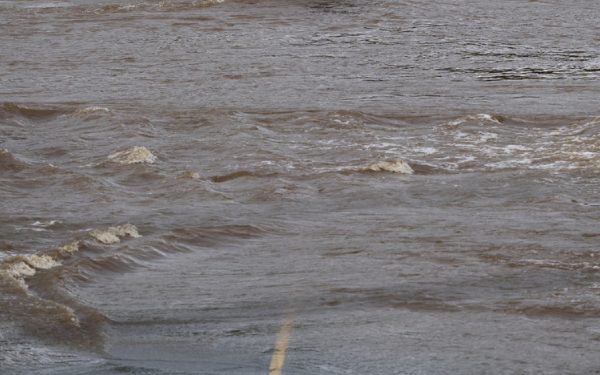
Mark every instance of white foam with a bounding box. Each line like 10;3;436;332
0;240;81;285
502;145;531;154
415;114;600;172
0;254;61;280
448;114;501;127
22;254;61;269
72;106;109;116
0;224;139;284
108;146;157;164
474;132;498;144
519;259;600;270
30;220;58;228
89;223;141;244
484;159;532;170
1;262;36;279
180;170;200;179
118;4;138;11
361;159;414;174
584;58;600;71
56;240;80;255
89;3;142;13
413;147;437;155
192;0;225;5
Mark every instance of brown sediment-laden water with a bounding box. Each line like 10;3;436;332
1;0;600;374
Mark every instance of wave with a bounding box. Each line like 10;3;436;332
445;113;504;127
1;254;62;280
192;0;225;5
399;113;600;173
358;159;414;174
16;220;61;233
319;159;414;175
0;148;28;172
210;170;277;182
0;224;141;351
89;223;141;244
108;146;157;164
0;102;110;132
0;222;268;350
0;150;67;180
87;0;226;14
71;106;110;116
210;160;414;184
162;224;265;248
0;102;65;120
0;224;140;286
1;102;110;123
498;281;600;318
178;170;200;179
509;258;600;272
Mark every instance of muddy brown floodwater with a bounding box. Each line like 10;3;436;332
1;0;600;374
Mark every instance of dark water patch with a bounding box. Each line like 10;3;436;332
0;279;96;350
307;0;372;15
164;224;265;247
0;148;28;172
406;162;438;175
211;170;276;183
0;102;67;120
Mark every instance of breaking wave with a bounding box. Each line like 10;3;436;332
179;170;201;180
0;102;64;119
108;146;157;164
0;222;266;351
401;114;600;173
89;223;141;244
0;223;142;351
0;224;141;285
71;106;109;116
358;159;414;174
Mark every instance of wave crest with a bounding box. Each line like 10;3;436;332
89;223;142;244
72;106;109;116
108;146;157;164
360;159;414;174
0;255;61;280
0;223;140;284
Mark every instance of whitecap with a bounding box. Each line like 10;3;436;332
108;146;157;164
192;0;225;5
0;254;61;280
30;220;59;228
72;106;109;116
360;159;414;174
55;240;81;255
0;224;140;284
448;114;502;127
89;223;142;244
413;147;437;155
179;170;200;179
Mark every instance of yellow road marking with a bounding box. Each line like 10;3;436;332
268;314;294;375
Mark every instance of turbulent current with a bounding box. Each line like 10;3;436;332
1;1;600;374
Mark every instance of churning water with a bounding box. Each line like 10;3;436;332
2;0;600;374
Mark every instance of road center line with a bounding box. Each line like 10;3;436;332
268;313;294;375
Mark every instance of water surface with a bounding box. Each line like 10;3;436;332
1;1;600;374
